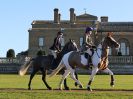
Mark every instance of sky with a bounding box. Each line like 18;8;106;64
0;0;133;57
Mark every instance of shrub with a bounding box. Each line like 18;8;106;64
36;50;45;56
6;49;15;58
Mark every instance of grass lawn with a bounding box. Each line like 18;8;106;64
0;74;133;99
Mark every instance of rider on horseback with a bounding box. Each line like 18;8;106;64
50;31;63;58
82;27;96;67
49;31;63;68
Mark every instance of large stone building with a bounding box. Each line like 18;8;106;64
28;8;133;57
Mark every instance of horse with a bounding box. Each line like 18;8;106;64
49;33;120;91
19;39;78;90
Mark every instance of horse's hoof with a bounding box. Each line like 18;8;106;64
48;87;52;90
75;82;78;87
59;88;63;90
79;85;83;89
87;86;92;91
64;87;70;90
111;85;114;87
28;88;32;90
110;81;115;87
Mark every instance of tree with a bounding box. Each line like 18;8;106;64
36;50;45;56
6;49;15;62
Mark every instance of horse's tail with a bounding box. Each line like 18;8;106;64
19;60;33;76
49;60;64;77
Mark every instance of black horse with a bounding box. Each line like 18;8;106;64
19;39;78;90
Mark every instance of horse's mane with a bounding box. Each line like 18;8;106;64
60;41;71;56
59;40;77;57
62;42;69;51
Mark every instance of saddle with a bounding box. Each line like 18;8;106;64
84;53;92;64
84;48;94;57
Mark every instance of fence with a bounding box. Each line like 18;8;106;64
0;56;133;64
0;57;20;64
108;56;133;64
0;56;133;74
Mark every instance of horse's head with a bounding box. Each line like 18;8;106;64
61;39;78;55
67;39;78;51
102;34;120;49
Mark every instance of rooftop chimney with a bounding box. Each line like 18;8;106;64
58;13;61;23
54;8;59;23
101;16;108;22
70;8;75;24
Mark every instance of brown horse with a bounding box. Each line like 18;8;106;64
49;33;120;91
19;39;78;90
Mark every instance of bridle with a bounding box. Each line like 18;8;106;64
94;36;118;59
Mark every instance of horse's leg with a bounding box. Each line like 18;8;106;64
59;70;70;90
74;71;78;87
64;71;78;89
64;78;69;90
61;69;69;90
110;75;115;87
87;67;99;91
62;69;69;90
28;70;37;90
70;69;83;88
102;68;114;87
41;69;52;90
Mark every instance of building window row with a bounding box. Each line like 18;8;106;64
38;37;130;56
38;37;65;47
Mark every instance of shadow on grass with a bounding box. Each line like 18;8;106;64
0;88;133;92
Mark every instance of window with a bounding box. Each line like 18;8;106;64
61;37;65;47
109;48;112;55
118;38;129;55
39;37;44;47
127;47;129;55
120;43;126;55
80;37;83;46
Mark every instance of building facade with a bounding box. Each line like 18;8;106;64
28;8;133;57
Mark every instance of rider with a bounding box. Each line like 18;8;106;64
82;27;96;67
49;31;63;58
49;31;63;67
84;27;93;46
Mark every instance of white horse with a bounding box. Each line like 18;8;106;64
49;33;120;91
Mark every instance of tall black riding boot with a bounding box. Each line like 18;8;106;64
87;59;90;68
87;55;92;68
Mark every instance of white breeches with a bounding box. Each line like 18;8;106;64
50;50;57;58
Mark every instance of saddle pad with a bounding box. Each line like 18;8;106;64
81;55;88;66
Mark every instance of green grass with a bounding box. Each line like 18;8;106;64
0;74;133;99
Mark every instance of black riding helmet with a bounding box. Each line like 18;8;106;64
57;31;63;35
